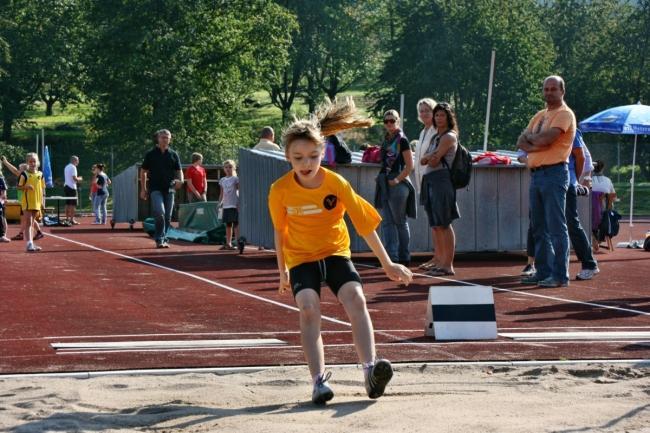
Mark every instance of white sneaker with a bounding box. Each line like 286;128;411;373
0;236;10;243
576;268;599;280
26;243;42;252
311;372;334;404
520;264;536;276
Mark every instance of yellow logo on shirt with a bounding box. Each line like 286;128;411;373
287;204;322;216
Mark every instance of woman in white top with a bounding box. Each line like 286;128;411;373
413;98;438;270
591;160;616;198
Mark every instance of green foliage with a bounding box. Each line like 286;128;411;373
1;0;650;183
610;164;641;178
612;183;650;216
0;0;85;140
83;0;295;171
0;141;25;164
370;0;555;147
267;0;381;119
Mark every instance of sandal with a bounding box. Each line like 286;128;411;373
219;244;236;250
418;259;439;270
427;268;455;277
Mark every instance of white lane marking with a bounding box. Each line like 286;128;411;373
52;338;286;351
501;331;650;341
54;339;650;355
46;233;351;327
356;263;650;317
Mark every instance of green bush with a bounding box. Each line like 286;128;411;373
610;165;641;178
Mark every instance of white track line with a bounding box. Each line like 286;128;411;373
357;263;650;317
46;233;350;327
52;338;287;350
54;339;650;355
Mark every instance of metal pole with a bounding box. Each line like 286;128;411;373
36;133;39;155
399;94;405;125
41;128;45;162
628;134;637;242
483;49;496;152
617;141;620;183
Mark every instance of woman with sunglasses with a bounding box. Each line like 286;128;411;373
373;109;415;266
419;103;460;276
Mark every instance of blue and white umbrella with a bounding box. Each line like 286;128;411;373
579;102;650;245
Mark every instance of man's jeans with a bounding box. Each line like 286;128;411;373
566;183;598;270
380;181;411;262
150;190;174;243
530;164;570;283
526;184;598;271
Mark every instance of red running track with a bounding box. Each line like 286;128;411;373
0;218;649;374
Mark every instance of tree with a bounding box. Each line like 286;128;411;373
0;0;85;140
302;0;381;111
266;0;313;122
267;0;381;119
372;0;554;148
83;0;294;168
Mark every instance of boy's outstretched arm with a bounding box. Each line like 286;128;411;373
274;229;291;293
362;231;413;285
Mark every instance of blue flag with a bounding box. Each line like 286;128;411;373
43;145;53;187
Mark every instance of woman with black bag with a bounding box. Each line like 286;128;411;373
419;103;460;276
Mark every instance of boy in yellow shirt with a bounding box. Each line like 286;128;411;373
17;153;45;252
269;98;413;404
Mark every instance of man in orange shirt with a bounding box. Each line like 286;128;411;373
517;75;575;288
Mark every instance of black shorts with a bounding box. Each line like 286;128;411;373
64;186;78;206
222;207;238;225
289;256;362;297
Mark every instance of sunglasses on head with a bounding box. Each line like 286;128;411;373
383;118;396;124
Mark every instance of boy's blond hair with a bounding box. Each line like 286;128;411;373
191;152;203;163
281;97;373;153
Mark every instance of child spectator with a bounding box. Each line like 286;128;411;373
218;159;239;249
93;164;111;225
185;152;207;202
1;157;43;241
17;153;45;252
268;97;413;404
89;164;99;223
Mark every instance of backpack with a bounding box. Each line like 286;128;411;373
322;140;336;166
442;139;472;189
321;135;351;167
329;135;352;164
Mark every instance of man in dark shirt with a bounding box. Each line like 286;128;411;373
140;129;183;248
